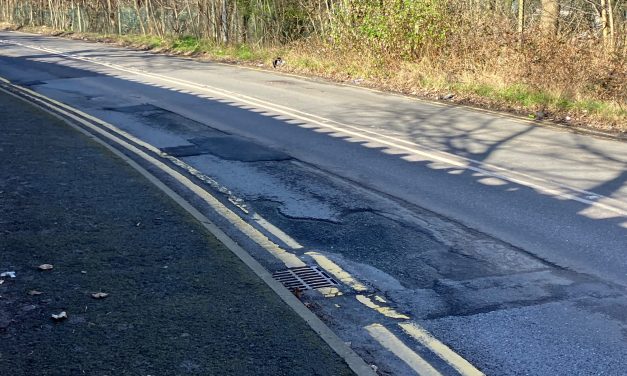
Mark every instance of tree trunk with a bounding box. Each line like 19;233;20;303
517;0;524;45
77;2;82;32
540;0;559;35
607;0;615;50
134;0;146;35
600;0;609;48
220;0;228;44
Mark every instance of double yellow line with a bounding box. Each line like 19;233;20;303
0;76;376;376
1;75;485;376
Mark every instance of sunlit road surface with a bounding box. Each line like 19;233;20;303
1;30;625;375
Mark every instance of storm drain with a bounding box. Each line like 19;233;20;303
272;266;339;291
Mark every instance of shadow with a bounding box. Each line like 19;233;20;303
1;33;626;287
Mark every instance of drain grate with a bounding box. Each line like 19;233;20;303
272;266;339;292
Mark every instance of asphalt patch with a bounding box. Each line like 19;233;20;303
189;136;291;162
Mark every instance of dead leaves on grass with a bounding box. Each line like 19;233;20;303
91;292;109;299
51;311;67;321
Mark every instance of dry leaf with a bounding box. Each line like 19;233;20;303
51;311;67;321
38;264;54;271
91;292;109;299
28;290;43;296
0;271;16;278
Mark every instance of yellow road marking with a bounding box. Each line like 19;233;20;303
0;69;489;376
1;71;489;376
305;251;369;292
356;295;409;320
374;295;387;303
317;287;343;298
365;324;443;376
400;322;485;376
0;77;305;269
253;213;303;250
0;80;375;375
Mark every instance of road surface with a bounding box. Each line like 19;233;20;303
0;31;625;375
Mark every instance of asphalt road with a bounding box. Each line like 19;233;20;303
0;90;354;375
0;31;626;376
0;31;624;286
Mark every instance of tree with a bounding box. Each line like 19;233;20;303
540;0;559;35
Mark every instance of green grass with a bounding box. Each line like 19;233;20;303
161;35;263;61
171;35;199;52
119;34;163;49
456;82;625;120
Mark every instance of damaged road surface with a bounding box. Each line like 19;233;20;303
1;31;626;376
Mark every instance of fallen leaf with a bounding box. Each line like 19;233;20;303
0;271;16;278
51;311;67;321
38;264;54;271
28;290;43;296
91;292;109;299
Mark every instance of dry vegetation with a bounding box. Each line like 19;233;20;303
1;0;625;133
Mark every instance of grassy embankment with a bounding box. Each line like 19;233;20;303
3;23;625;134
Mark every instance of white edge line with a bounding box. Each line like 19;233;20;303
0;82;376;376
8;27;620;141
4;38;625;217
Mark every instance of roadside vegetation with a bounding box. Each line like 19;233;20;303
0;0;625;132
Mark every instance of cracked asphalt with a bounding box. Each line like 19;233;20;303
0;91;354;375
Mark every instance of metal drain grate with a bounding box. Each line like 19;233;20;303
272;266;339;291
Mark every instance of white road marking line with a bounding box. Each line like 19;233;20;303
400;322;485;376
305;251;369;292
365;324;443;376
356;295;410;320
3;39;625;217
